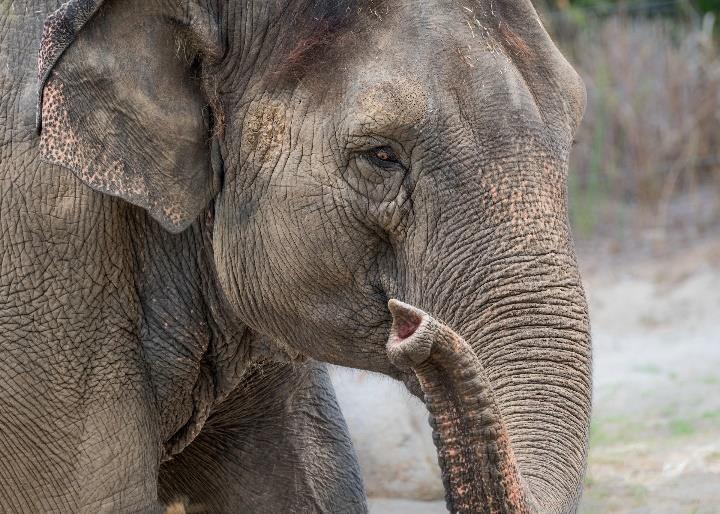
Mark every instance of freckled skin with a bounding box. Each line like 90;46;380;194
1;0;590;512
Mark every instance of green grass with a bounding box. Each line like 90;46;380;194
590;414;648;446
634;364;663;374
699;375;720;385
700;410;720;421
668;418;695;437
589;422;612;446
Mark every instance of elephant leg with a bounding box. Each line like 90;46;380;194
158;360;367;514
0;341;165;514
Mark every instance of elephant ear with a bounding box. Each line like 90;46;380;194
37;0;222;232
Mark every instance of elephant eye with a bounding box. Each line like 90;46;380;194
366;146;402;168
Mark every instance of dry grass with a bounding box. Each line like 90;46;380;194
550;14;720;244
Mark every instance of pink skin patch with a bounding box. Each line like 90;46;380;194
388;299;426;345
396;317;421;339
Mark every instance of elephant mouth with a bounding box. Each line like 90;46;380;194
386;299;537;514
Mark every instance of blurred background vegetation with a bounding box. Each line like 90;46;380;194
533;0;720;253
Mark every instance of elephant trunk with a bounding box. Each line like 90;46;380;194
387;299;538;514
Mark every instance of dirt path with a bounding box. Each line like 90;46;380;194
575;240;720;513
336;239;720;514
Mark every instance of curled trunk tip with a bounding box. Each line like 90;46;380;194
388;299;425;339
386;300;538;514
387;299;432;368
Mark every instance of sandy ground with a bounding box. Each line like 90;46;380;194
334;238;720;514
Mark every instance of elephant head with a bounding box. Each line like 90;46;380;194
37;0;590;512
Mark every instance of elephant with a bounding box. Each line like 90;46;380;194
0;0;591;512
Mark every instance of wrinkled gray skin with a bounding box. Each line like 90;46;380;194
0;0;591;513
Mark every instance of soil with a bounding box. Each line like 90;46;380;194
335;236;720;514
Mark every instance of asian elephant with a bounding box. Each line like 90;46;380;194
0;0;591;512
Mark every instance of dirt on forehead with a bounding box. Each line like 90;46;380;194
241;99;287;164
356;78;428;128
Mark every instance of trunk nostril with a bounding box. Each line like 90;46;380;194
386;299;433;368
387;299;424;340
397;319;420;339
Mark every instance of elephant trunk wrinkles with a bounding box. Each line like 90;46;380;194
386;299;539;514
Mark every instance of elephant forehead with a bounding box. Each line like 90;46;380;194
355;78;429;128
